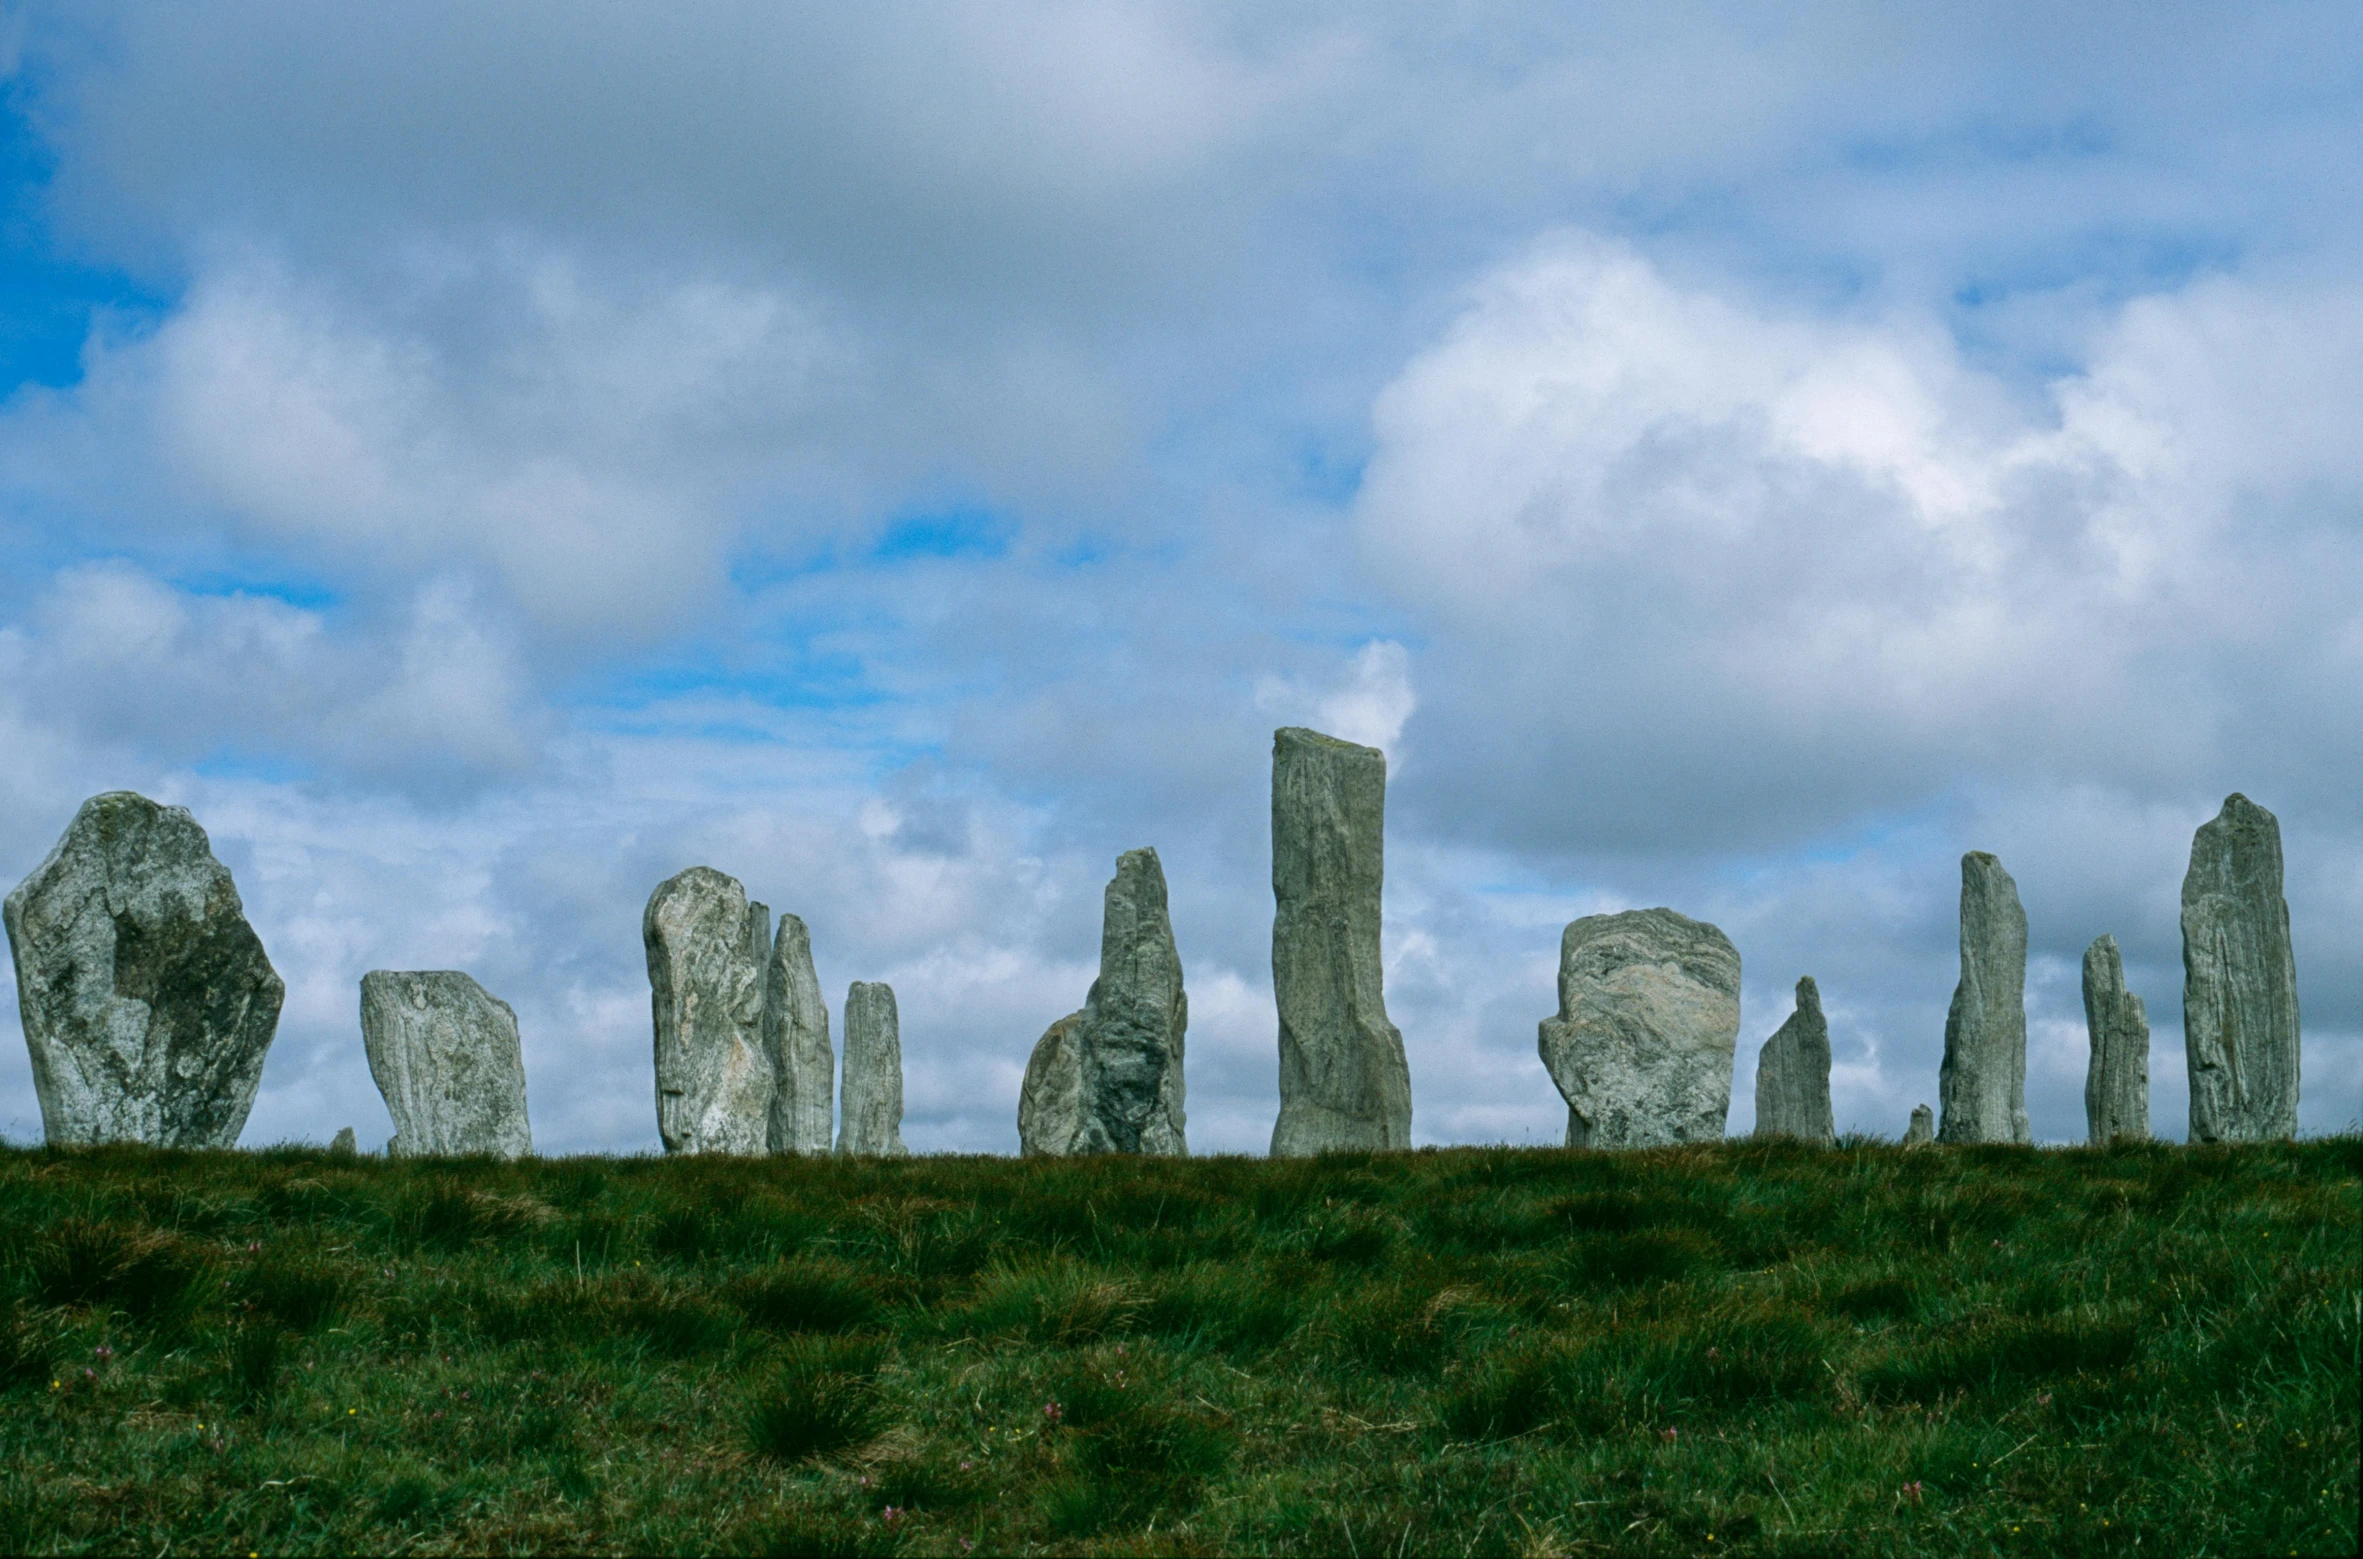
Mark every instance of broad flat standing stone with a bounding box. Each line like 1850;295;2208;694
1753;976;1835;1145
1903;1103;1934;1146
4;791;284;1147
360;970;533;1158
1075;848;1188;1155
644;867;773;1154
329;1126;357;1156
2181;794;2300;1142
1937;852;2029;1145
839;981;907;1156
1019;1010;1085;1156
1269;727;1411;1155
764;914;835;1155
1538;908;1740;1148
2081;935;2150;1145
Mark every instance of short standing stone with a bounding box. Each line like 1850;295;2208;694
1019;1010;1085;1156
1538;908;1739;1148
329;1126;357;1156
644;867;773;1154
1269;727;1412;1155
1937;852;2029;1144
1075;848;1188;1155
360;970;533;1158
764;914;835;1155
1753;976;1835;1145
2081;935;2150;1145
1903;1103;1934;1147
839;981;907;1156
4;791;285;1147
2180;794;2300;1142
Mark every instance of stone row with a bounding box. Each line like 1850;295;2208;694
2;776;2303;1154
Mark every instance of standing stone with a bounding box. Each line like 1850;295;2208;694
1903;1103;1935;1147
1074;848;1188;1156
360;970;533;1158
764;914;835;1155
329;1126;357;1157
1937;852;2030;1145
1019;1010;1085;1156
644;867;773;1154
1753;976;1835;1145
2180;794;2300;1142
1269;727;1411;1155
2081;935;2150;1145
1538;908;1740;1148
4;792;284;1148
838;981;907;1156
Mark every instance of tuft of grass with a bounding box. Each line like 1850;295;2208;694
744;1335;890;1464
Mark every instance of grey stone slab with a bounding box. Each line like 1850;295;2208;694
1903;1103;1934;1147
1937;852;2030;1144
2081;935;2150;1145
1019;1010;1085;1157
1753;975;1835;1145
360;969;532;1158
1269;727;1411;1155
4;791;284;1147
1074;847;1188;1156
644;866;773;1154
1538;907;1739;1148
838;981;907;1156
764;913;835;1155
329;1126;357;1157
2180;794;2300;1142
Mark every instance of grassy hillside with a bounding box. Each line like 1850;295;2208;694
0;1137;2355;1556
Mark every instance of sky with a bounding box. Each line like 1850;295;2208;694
0;2;2357;1154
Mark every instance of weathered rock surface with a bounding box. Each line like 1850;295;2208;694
330;1126;357;1156
1074;848;1188;1156
2181;794;2300;1142
1937;852;2029;1145
1019;1010;1085;1156
1903;1103;1935;1147
1538;908;1740;1148
838;981;907;1156
360;970;533;1158
2081;935;2150;1145
764;914;835;1155
4;791;284;1147
1269;727;1411;1155
644;867;773;1154
1753;975;1835;1145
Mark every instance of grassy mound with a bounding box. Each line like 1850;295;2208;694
0;1137;2354;1555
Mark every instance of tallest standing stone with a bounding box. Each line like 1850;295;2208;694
1269;727;1411;1155
2181;794;2300;1142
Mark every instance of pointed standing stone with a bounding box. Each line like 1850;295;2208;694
1753;976;1835;1145
1074;848;1188;1155
1538;908;1740;1148
2180;794;2300;1142
4;792;285;1147
329;1126;357;1156
764;914;835;1155
1903;1103;1935;1146
839;981;907;1156
1019;1010;1085;1156
644;867;773;1154
1937;852;2029;1144
1269;727;1411;1156
361;970;533;1158
2081;935;2150;1145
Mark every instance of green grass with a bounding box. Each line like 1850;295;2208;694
0;1138;2354;1556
